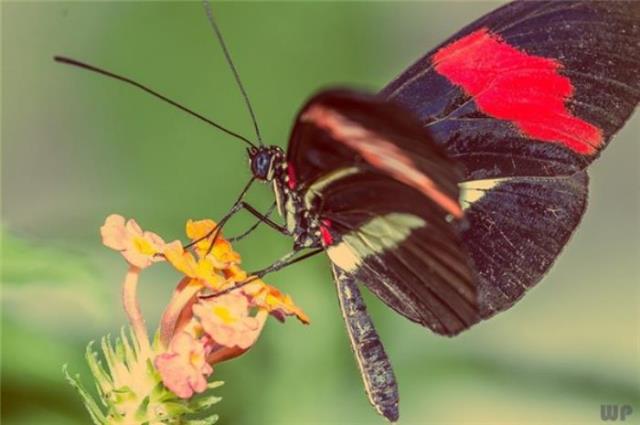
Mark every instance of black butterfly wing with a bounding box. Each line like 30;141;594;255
288;89;464;219
321;173;478;335
378;0;638;319
287;89;479;336
381;0;640;179
459;172;588;317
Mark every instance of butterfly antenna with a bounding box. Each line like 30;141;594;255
203;1;263;145
53;55;257;148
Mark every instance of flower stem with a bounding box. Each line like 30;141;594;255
122;266;151;357
159;277;202;348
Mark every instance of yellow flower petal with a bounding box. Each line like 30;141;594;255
224;264;247;282
164;241;199;277
211;239;241;264
186;219;217;241
242;280;310;324
212;306;236;325
132;236;157;256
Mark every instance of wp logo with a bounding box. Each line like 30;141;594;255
601;404;633;422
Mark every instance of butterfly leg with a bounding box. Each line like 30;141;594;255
187;178;288;252
200;248;324;299
199;199;288;256
250;248;323;278
228;201;277;242
235;201;289;235
332;264;399;423
186;177;258;249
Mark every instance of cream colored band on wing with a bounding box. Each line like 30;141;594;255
304;166;360;209
327;213;426;272
459;178;510;210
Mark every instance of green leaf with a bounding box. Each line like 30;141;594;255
189;395;222;411
85;341;113;396
185;414;219;425
161;401;193;417
63;364;106;425
206;381;224;390
134;395;150;421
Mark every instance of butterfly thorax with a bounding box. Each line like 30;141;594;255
273;160;324;250
248;145;323;250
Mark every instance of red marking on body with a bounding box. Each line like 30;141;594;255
286;162;297;189
301;105;463;218
432;28;603;155
320;219;334;246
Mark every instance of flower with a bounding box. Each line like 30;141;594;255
193;293;267;350
163;241;225;289
186;219;241;265
70;214;310;425
243;280;310;324
224;263;248;282
155;331;213;399
100;214;165;269
161;220;244;290
66;330;223;425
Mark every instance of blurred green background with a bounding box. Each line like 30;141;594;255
2;2;639;424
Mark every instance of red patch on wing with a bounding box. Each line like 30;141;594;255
286;162;297;189
320;219;333;246
432;28;603;155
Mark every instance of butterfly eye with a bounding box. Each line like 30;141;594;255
250;151;272;179
258;154;269;171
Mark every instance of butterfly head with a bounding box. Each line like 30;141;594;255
247;145;284;182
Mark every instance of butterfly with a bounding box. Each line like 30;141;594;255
55;0;640;421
